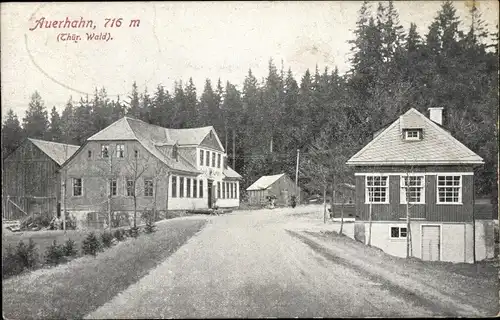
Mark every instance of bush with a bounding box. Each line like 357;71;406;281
101;231;114;248
2;245;24;278
45;240;65;265
63;239;78;257
141;210;157;234
113;229;125;241
16;239;39;269
81;232;103;256
128;226;140;238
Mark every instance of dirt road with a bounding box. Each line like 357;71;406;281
86;206;498;318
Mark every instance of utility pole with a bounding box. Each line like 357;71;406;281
295;149;300;186
62;145;68;231
232;129;236;169
295;149;300;203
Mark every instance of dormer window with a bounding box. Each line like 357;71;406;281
404;129;421;141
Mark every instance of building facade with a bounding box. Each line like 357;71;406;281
246;173;301;206
61;117;241;228
346;107;494;263
2;138;79;220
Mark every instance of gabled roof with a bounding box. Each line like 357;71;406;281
224;166;242;180
29;138;80;166
246;173;285;191
84;117;228;175
346;108;484;166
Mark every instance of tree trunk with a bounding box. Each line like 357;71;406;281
323;184;327;224
368;202;373;246
107;179;112;230
133;196;137;228
62;173;66;231
340;199;345;235
165;172;170;218
406;199;410;258
331;179;335;220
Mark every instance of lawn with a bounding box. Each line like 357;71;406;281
301;230;499;316
2;218;208;319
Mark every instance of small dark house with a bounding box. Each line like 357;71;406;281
246;173;301;206
2;138;80;220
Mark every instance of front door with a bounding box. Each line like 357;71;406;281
208;180;213;208
421;225;441;261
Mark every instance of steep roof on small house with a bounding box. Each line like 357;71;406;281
28;138;80;166
85;117;235;177
246;173;286;191
346;108;484;166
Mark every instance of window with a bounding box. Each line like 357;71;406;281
116;144;125;158
88;150;92;158
126;179;134;196
179;177;184;198
200;150;204;166
230;183;234;199
390;227;408;238
401;176;425;204
217;154;221;168
172;176;177;198
404;129;421;141
101;145;109;158
437;175;461;204
235;183;238;199
365;176;389;203
222;182;225;199
144;179;153;197
199;180;204;198
193;179;197;198
73;178;82;196
205;151;210;166
217;182;221;199
226;182;229;199
187;178;191;198
212;152;216;167
109;179;117;196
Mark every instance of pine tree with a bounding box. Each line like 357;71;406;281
60;97;79;145
184;78;198;127
2;109;24;159
48;107;62;142
23;91;49;140
127;81;140;119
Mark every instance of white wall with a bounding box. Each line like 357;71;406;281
363;220;495;263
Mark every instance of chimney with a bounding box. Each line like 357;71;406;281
428;107;444;125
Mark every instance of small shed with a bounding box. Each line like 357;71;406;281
246;173;301;206
334;183;356;204
2;138;80;220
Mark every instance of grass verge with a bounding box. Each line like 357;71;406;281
2;218;207;320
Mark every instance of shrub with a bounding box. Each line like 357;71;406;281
128;226;140;238
2;245;24;278
141;210;157;234
101;231;114;248
113;229;125;241
16;239;39;269
45;240;65;265
63;239;78;257
81;232;102;256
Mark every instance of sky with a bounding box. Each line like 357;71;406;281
1;1;498;122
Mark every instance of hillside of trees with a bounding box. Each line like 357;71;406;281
2;1;498;198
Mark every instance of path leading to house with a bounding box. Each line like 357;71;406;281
86;206;498;318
